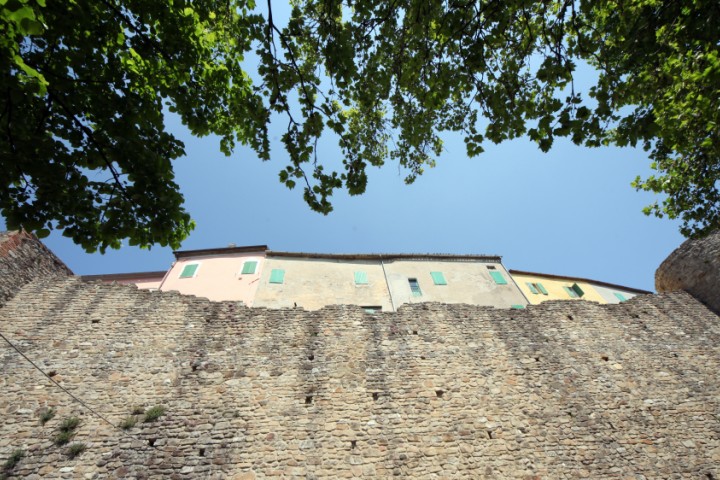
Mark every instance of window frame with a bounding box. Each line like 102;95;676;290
408;278;422;297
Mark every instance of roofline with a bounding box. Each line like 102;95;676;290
266;251;503;262
508;269;653;294
173;245;268;259
80;271;167;282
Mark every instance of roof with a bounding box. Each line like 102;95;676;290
80;271;167;282
266;251;503;262
509;269;653;295
173;245;268;259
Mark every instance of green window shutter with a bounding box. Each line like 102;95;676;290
180;263;198;278
241;261;258;275
511;304;525;309
490;271;507;285
614;292;627;302
354;271;368;285
430;271;447;285
536;283;548;295
269;269;285;284
563;286;578;298
526;282;539;294
571;283;585;297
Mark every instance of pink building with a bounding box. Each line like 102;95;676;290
158;245;267;304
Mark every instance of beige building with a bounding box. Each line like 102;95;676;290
253;252;527;311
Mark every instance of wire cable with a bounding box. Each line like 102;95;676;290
0;330;161;449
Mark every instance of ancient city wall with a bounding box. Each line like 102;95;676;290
1;272;719;479
0;231;72;306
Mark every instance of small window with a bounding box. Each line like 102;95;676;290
269;269;285;284
489;271;507;285
526;282;548;295
179;263;199;278
408;278;422;297
430;272;447;285
354;271;368;285
241;261;258;275
614;292;627;302
511;304;525;309
362;306;382;313
486;265;496;270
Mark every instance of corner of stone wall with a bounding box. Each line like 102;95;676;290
655;230;720;314
0;230;73;306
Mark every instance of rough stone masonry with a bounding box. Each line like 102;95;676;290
0;232;719;479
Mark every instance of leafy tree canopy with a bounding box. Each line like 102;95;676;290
1;0;718;251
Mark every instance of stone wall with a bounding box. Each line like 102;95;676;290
1;273;719;479
0;231;72;307
656;230;720;314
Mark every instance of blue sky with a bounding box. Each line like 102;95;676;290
2;4;686;292
10;112;682;292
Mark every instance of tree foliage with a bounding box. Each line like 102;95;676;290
1;0;718;251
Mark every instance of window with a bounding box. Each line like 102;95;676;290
563;283;584;298
241;260;258;275
430;271;447;285
511;304;525;309
362;306;382;314
489;271;507;285
269;269;285;284
526;282;548;295
354;271;368;285
179;263;199;278
408;278;422;297
614;292;627;302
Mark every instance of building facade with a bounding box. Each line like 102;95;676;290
510;269;650;305
81;242;650;310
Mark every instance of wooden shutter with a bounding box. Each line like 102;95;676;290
180;264;198;278
354;271;368;285
430;272;447;285
269;269;285;284
490;271;507;285
241;261;258;274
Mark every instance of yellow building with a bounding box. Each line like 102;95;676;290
510;270;651;305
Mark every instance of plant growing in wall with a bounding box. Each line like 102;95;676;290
38;407;55;426
53;416;80;446
119;416;138;430
143;406;166;423
66;443;86;459
2;449;24;473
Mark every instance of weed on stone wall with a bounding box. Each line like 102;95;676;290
143;406;166;423
66;443;86;459
38;408;55;426
54;417;80;446
119;416;138;430
2;449;24;472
